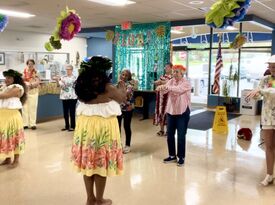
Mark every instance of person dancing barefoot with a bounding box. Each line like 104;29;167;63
71;56;126;205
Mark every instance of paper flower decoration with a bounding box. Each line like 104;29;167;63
230;33;246;49
44;7;81;51
106;30;115;41
156;25;166;37
55;9;81;41
49;36;62;49
206;0;251;29
44;42;54;51
0;14;8;32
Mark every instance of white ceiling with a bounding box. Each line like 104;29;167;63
0;0;274;35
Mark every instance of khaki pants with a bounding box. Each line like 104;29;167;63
23;88;39;127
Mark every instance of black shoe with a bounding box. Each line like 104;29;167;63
31;126;36;130
177;158;184;167
23;126;28;129
163;156;177;163
61;128;68;131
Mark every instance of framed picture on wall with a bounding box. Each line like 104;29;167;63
0;53;5;65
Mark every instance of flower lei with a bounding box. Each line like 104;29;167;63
23;68;37;82
45;7;81;51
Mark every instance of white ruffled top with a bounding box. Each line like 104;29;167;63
77;100;121;118
0;84;24;109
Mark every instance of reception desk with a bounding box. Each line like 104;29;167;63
37;82;62;122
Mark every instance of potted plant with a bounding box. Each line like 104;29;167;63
222;63;238;112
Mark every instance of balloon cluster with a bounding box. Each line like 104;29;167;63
45;7;81;51
0;14;8;32
206;0;251;29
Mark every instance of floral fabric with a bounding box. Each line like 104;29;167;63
154;74;172;125
258;75;275;126
120;81;135;112
0;109;25;159
58;75;77;100
71;115;123;177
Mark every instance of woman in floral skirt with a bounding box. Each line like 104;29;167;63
0;69;27;167
71;56;126;205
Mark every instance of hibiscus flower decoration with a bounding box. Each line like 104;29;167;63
44;7;81;51
0;14;8;32
156;25;166;38
54;8;81;41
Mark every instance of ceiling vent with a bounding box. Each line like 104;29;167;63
26;25;44;29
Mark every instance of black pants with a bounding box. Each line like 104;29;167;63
62;99;77;129
117;110;133;146
167;107;190;159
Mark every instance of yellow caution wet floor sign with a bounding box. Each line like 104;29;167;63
212;106;228;134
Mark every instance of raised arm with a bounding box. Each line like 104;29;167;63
0;87;21;99
166;79;191;94
106;83;127;104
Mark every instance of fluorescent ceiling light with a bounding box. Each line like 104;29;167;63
171;30;185;34
189;1;204;5
0;9;35;18
88;0;136;6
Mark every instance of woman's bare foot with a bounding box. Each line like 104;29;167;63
86;198;96;205
0;158;11;166
9;160;19;168
96;198;112;205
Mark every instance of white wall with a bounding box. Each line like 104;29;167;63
0;30;87;73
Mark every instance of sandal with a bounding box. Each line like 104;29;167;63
157;131;165;136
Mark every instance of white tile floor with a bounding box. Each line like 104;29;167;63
1;112;275;205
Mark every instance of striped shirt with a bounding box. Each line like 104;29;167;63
163;78;191;115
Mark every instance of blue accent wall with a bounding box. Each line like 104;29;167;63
87;37;113;59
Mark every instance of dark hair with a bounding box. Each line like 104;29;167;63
26;59;35;65
75;56;112;102
3;69;27;104
166;62;173;68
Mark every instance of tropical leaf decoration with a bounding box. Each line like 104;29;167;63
230;33;246;49
156;25;166;37
206;0;251;29
106;30;115;41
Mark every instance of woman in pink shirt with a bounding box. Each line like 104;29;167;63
156;65;191;167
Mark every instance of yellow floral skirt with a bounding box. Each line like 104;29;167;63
0;109;25;159
71;115;123;177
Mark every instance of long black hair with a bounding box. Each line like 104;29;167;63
75;56;112;103
3;69;27;104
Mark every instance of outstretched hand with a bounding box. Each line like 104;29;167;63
117;80;126;90
156;85;167;91
245;89;260;101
